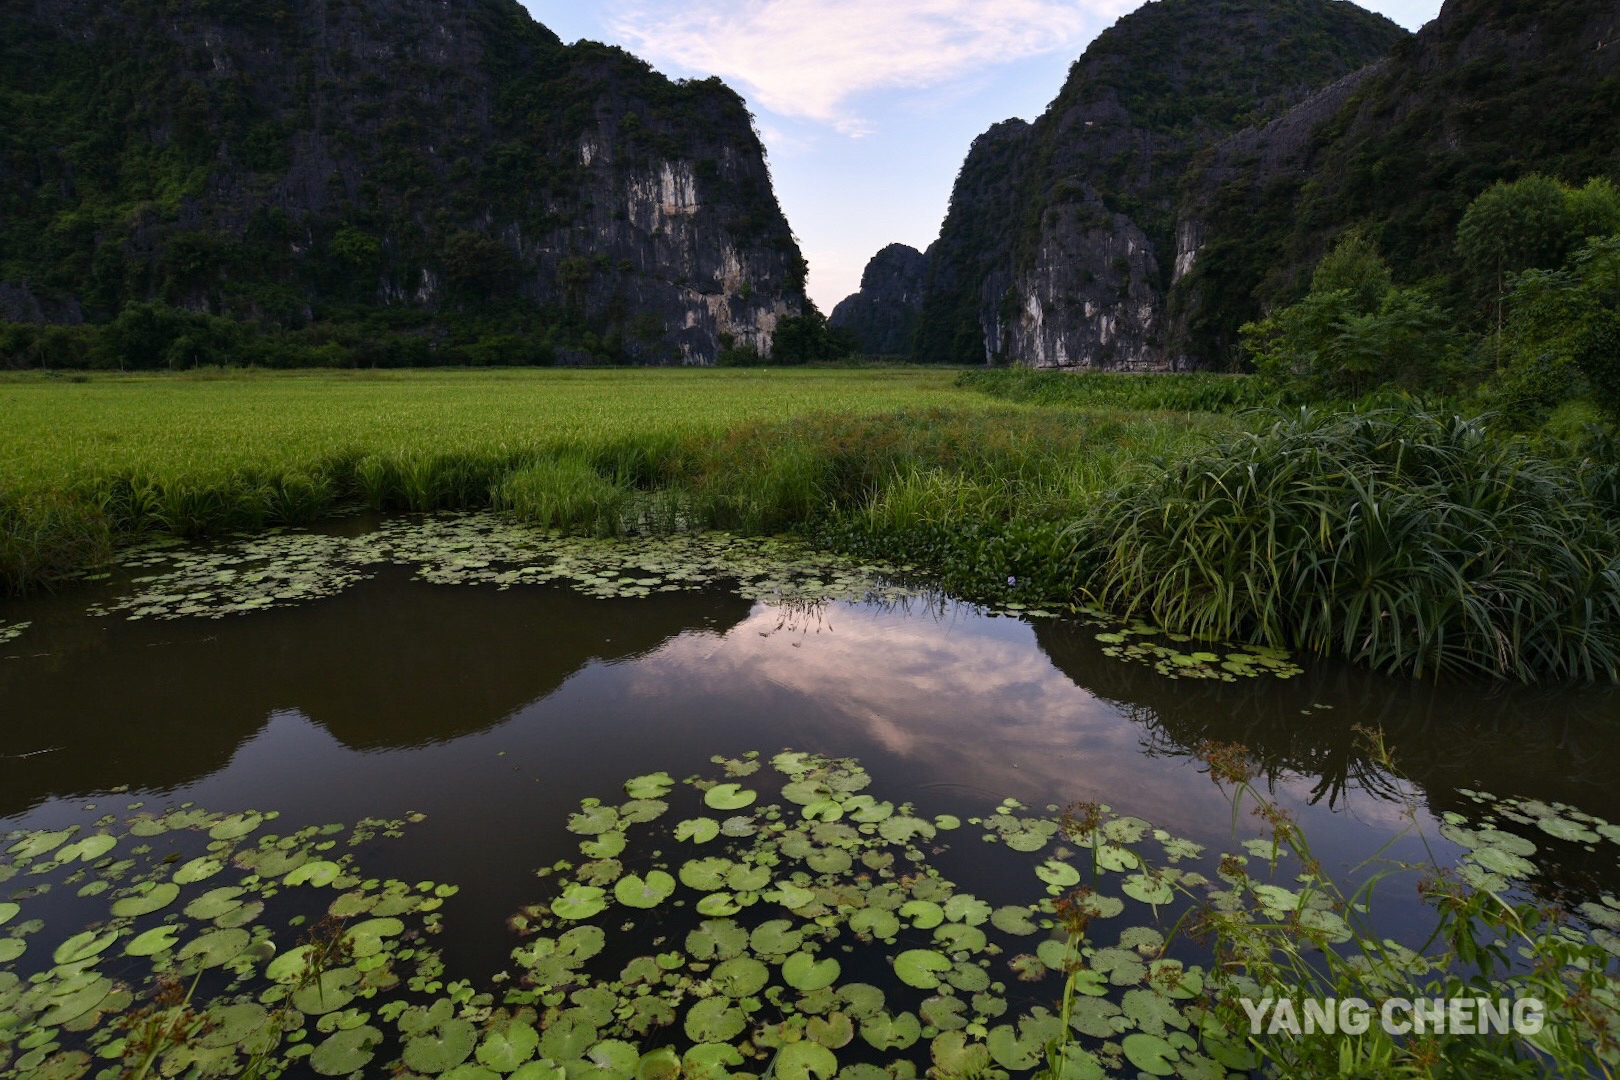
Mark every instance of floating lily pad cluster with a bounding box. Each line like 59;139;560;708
1081;612;1302;682
1450;788;1620;957
489;752;1253;1080
85;515;928;622
72;515;1308;685
0;621;29;647
0;804;446;1079
3;752;1413;1080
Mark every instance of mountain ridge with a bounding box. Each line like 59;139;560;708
0;0;808;365
836;0;1408;368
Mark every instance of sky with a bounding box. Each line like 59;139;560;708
520;0;1446;313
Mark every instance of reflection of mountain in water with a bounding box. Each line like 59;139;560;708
1032;619;1620;899
0;570;751;816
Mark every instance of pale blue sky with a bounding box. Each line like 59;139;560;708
521;0;1444;312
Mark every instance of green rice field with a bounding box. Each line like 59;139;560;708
0;368;967;488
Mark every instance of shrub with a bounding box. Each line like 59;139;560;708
1069;405;1620;681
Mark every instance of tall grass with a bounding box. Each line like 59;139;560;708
0;494;112;595
1069;406;1620;681
493;457;632;537
956;367;1288;413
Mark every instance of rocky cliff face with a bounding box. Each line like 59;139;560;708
856;0;1406;368
827;243;930;355
0;0;806;363
1169;0;1620;365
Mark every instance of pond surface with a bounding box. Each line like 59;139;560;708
2;516;1618;1077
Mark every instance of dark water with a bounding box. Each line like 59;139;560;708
4;535;1618;989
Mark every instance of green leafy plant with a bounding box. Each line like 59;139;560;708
1067;403;1620;681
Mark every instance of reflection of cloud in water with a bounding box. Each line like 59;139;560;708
625;600;1250;837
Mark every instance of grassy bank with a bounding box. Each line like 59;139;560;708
4;367;1617;682
0;367;1220;593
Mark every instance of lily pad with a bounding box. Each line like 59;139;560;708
125;925;183;957
54;834;117;865
311;1025;385;1076
111;881;181;918
899;900;944;930
475;1019;540;1072
177;927;251;969
990;906;1039;935
685;997;747;1043
783;951;841;992
39;977;115;1028
624;772;675;800
894;949;952;989
568;805;620;836
347;917;406;957
285;860;345;887
1122;1032;1179;1076
679;857;734;891
687;919;748;961
859;1010;921;1051
751;920;805;956
172;856;225;884
53;928;121;966
675;818;720;844
696;893;742;917
553;885;609;921
404;1016;478;1075
615;871;676;910
184;887;247;921
1035;860;1080;888
713;956;770;998
777;1040;838;1080
703;784;757;811
9;828;76;861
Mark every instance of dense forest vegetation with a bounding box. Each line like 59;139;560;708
1169;0;1620;370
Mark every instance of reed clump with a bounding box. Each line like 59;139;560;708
1069;405;1620;681
0;493;112;594
493;456;632;537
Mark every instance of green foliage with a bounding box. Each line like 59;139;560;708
1307;228;1391;312
1456;174;1582;313
0;493;112;595
494;456;632;537
1242;236;1458;398
1567;176;1620;243
1177;0;1620;367
1579;308;1620;422
1477;232;1620;423
770;305;856;364
328;226;381;268
98;302;248;371
1032;737;1620;1080
955;368;1285;413
1068;405;1620;681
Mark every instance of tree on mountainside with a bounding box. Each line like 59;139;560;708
1242;232;1453;397
1457;175;1620;331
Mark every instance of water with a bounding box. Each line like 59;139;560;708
2;518;1617;1075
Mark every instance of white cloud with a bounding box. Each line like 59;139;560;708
606;0;1107;133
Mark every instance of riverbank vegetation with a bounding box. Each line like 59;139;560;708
3;365;1618;682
